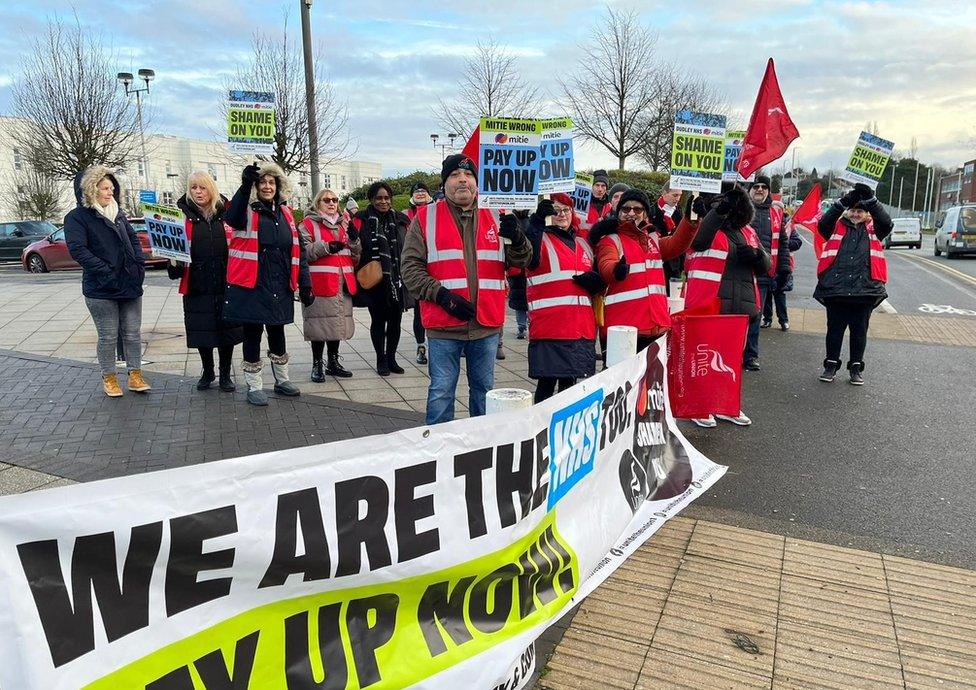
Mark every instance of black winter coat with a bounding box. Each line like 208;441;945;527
814;202;892;306
64;172;145;300
352;207;410;311
167;196;243;348
692;209;772;321
222;181;311;326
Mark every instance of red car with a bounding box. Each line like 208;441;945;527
22;218;168;273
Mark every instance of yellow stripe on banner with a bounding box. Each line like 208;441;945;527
85;513;577;690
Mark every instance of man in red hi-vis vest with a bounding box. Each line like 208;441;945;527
743;174;784;368
402;154;532;424
814;183;892;385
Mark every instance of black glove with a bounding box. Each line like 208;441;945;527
499;213;520;240
299;286;315;307
346;224;359;242
649;204;668;234
692;194;710;218
613;255;629;281
853;183;874;200
327;240;346;254
571;270;606;295
435;286;476;321
533;199;556;223
512;209;530;220
242;163;261;186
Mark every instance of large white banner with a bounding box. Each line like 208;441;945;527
0;340;725;690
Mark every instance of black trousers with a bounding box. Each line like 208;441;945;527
367;304;402;359
413;307;425;345
242;323;286;362
310;340;340;361
824;301;873;364
198;345;234;376
534;377;575;403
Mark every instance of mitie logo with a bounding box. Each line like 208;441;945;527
547;389;603;509
692;344;736;382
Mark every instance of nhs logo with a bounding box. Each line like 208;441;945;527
547;389;604;510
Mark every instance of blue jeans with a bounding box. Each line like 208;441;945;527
515;310;527;332
426;334;499;425
85;297;142;374
744;280;772;363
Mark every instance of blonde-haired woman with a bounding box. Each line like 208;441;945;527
301;188;361;381
168;171;243;391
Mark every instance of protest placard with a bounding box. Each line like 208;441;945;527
538;117;575;194
571;172;594;218
478;117;541;209
670;110;728;193
227;90;276;155
722;130;755;183
140;202;190;263
841;131;895;190
0;342;725;690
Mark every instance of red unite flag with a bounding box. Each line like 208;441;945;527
667;312;749;419
736;58;799;179
461;126;480;168
791;184;824;256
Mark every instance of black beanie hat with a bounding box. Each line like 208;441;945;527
753;175;772;188
616;188;652;216
592;169;610;186
441;154;477;185
410;181;430;195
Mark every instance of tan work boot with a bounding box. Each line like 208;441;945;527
102;373;123;397
127;369;152;393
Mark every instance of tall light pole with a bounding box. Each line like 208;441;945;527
301;0;321;197
911;160;921;212
430;132;459;161
117;69;154;190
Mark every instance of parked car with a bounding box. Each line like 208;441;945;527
21;217;168;273
885;217;922;249
934;205;976;258
0;220;60;262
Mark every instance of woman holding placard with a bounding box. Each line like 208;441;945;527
168;171;242;391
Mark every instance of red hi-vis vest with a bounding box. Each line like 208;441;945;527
418;200;507;329
526;232;596;341
766;204;785;276
581;198;611;230
303;217;356;298
227;205;301;291
817;219;888;283
685;226;762;312
178;217;232;296
599;232;670;335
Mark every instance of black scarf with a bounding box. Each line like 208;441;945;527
366;206;405;308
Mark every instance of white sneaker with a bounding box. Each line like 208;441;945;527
716;411;752;426
691;415;717;428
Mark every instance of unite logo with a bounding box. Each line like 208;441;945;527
547;389;604;510
692;344;736;382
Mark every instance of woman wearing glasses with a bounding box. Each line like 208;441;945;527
523;193;605;402
590;189;698;352
300;188;361;381
351;182;411;376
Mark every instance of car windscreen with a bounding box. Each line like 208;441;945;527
959;208;976;233
892;219;920;230
16;221;58;236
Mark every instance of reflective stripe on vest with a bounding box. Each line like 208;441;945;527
226;206;301;291
419;200;507;329
600;233;670;334
684;233;730;312
816;219;888;283
304;217;356;297
525;232;595;340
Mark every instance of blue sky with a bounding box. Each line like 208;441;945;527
2;1;975;176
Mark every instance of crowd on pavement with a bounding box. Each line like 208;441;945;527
60;152;893;426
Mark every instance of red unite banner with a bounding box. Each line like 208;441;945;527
667;313;749;419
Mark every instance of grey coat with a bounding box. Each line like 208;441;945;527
300;213;362;342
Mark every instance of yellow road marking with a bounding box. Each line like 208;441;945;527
896;252;976;288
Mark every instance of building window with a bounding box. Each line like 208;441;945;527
207;164;218;181
162;191;174;206
137;160;145;178
323;174;331;188
340;175;347;191
13;148;23;171
165;160;172;175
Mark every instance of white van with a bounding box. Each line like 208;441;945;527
885;217;921;249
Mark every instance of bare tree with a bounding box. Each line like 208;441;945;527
226;13;353;174
559;8;662;169
3;167;67;221
636;71;728;172
10;16;140;180
433;38;543;138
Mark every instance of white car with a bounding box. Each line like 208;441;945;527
885;217;922;249
934;205;976;258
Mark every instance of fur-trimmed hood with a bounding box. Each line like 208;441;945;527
74;165;122;209
248;161;292;204
719;186;755;231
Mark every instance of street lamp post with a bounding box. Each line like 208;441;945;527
430;132;459;161
117;69;154;190
300;0;321;197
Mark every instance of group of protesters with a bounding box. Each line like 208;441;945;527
63;156;892;424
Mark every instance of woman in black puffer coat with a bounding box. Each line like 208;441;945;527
167;172;243;392
814;183;892;385
351;181;411;376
